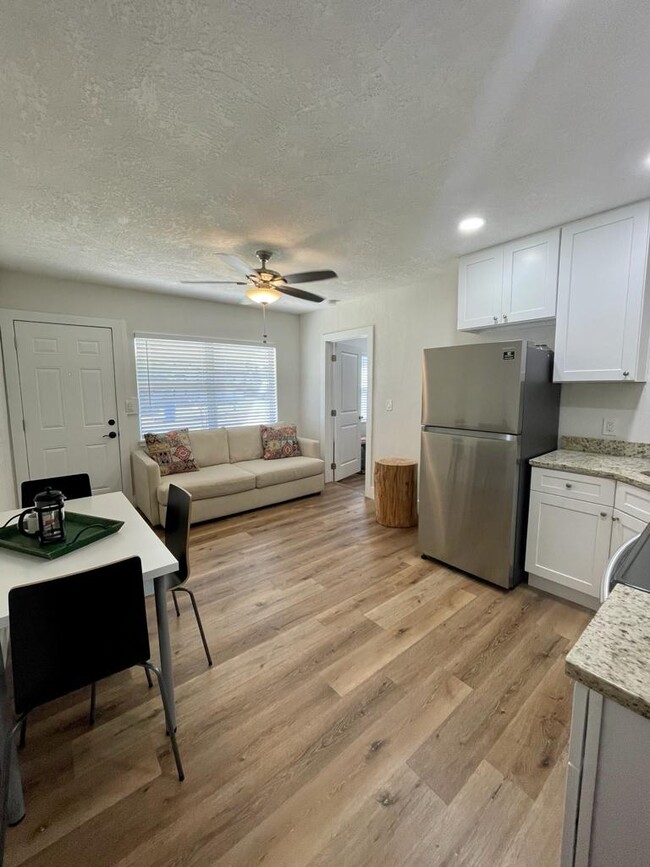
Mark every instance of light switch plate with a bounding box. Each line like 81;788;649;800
125;397;139;415
386;399;393;412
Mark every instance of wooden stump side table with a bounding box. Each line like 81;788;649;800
374;457;418;528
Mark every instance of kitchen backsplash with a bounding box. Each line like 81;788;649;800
561;436;650;458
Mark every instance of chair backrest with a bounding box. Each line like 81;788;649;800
165;484;191;583
21;473;92;508
9;557;150;716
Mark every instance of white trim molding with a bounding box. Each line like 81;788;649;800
321;325;374;499
0;308;133;503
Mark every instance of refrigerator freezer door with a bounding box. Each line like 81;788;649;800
419;428;520;587
422;341;526;434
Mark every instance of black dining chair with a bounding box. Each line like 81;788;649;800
163;485;212;667
0;557;184;862
20;473;92;507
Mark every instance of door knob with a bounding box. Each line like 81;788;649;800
108;418;116;426
103;431;117;439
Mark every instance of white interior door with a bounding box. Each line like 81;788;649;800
14;321;122;494
333;342;362;481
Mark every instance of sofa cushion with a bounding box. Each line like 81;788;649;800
144;428;198;476
261;424;301;460
227;425;264;463
233;457;325;489
157;464;255;505
189;428;230;467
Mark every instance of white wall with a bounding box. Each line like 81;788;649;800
300;262;650;483
0;269;301;508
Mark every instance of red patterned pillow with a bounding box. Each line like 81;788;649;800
261;424;302;460
144;428;199;476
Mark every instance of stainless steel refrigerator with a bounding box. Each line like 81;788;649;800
419;340;560;588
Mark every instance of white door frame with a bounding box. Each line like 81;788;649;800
321;325;374;498
0;308;132;504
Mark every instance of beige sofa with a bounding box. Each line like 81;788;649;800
132;425;324;526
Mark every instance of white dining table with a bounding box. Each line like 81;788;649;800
0;492;178;825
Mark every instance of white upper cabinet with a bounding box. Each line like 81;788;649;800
458;228;559;330
457;247;504;329
554;201;650;382
502;229;560;324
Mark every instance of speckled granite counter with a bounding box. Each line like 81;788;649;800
566;584;650;719
530;449;650;492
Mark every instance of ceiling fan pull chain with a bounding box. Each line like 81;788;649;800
262;302;268;344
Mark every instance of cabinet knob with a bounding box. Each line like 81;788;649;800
612;516;620;522
565;483;572;489
493;316;498;323
502;314;508;322
600;511;608;518
623;370;630;377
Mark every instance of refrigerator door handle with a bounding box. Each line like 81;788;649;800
421;425;518;443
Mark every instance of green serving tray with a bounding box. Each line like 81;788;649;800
0;511;124;560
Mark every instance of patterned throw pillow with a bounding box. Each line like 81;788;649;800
261;424;302;460
144;428;199;476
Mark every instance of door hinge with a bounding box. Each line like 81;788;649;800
331;462;337;470
331;409;337;417
331;354;337;362
22;418;25;432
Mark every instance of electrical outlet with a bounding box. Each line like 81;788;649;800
385;399;393;412
602;417;618;436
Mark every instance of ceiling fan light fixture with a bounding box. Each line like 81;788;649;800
246;285;281;304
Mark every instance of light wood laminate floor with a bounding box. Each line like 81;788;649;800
6;483;591;867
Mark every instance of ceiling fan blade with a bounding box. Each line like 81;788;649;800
281;269;338;284
181;280;247;285
277;285;325;303
217;254;254;277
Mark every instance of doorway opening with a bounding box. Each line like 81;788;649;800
322;327;374;499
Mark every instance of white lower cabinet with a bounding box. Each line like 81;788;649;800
525;491;612;596
609;509;646;556
563;684;650;867
525;468;649;604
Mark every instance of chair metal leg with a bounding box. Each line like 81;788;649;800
172;590;181;618
141;662;184;782
0;716;27;865
176;587;212;667
18;718;26;751
89;682;97;726
145;667;153;689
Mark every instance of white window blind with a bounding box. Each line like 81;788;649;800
135;335;278;436
359;354;368;421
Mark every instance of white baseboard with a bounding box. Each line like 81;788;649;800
528;573;599;610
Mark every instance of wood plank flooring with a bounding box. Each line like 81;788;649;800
5;483;591;867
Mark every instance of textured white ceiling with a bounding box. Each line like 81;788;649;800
2;0;650;313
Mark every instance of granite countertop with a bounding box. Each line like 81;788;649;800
566;584;650;719
530;449;650;492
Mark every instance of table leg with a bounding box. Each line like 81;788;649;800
0;643;25;827
153;577;176;733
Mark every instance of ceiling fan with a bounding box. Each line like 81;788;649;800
181;250;338;304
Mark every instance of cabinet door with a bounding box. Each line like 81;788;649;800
525;491;612;596
502;229;560;324
554;201;650;382
609;509;646;557
457;246;503;330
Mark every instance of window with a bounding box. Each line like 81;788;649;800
134;335;278;436
359;354;368;421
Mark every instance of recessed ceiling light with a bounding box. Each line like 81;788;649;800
643;153;650;169
458;216;486;234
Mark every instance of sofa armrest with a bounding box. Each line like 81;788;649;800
298;437;321;459
131;449;162;526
